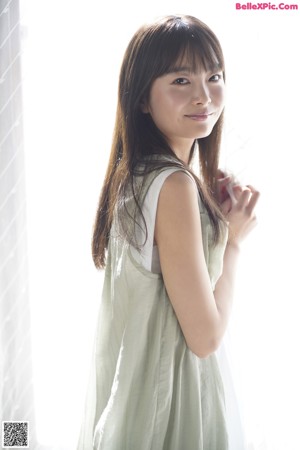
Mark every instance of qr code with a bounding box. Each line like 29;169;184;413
2;422;29;448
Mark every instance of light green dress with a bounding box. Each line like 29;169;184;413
77;160;229;450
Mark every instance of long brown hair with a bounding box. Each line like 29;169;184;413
92;15;226;269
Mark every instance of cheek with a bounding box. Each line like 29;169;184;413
211;85;226;106
166;88;187;104
149;89;183;119
156;86;187;108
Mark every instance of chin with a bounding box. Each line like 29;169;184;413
195;128;214;139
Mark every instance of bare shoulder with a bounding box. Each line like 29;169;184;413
158;170;198;207
162;170;196;191
155;169;201;247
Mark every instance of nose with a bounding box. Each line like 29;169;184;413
191;83;211;106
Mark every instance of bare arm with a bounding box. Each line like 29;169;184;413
155;171;259;358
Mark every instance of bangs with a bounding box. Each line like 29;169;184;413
149;17;224;78
166;42;223;75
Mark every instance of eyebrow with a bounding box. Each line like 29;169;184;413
165;63;223;75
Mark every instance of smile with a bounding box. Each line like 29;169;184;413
185;113;213;122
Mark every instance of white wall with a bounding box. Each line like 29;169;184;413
20;1;300;448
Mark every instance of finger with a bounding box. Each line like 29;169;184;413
246;188;260;212
220;196;232;214
226;182;237;205
217;169;228;179
217;176;233;201
236;188;252;208
246;184;259;193
233;185;243;192
217;175;232;185
232;184;243;199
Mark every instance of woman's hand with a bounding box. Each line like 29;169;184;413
215;169;243;205
221;183;260;245
215;170;233;204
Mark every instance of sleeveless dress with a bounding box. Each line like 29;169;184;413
77;160;231;450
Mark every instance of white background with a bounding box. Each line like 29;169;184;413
20;1;300;448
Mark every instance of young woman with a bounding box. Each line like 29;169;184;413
77;14;259;450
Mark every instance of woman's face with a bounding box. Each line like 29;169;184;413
142;60;225;155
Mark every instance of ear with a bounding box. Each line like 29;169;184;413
140;98;149;114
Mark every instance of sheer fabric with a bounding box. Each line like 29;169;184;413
77;161;234;449
0;0;37;446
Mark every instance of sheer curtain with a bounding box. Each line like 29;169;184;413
2;1;300;449
0;0;37;448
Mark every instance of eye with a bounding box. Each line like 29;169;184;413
209;73;223;82
172;77;190;85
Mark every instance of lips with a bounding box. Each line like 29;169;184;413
185;112;213;121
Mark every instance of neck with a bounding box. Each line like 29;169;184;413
170;138;195;165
